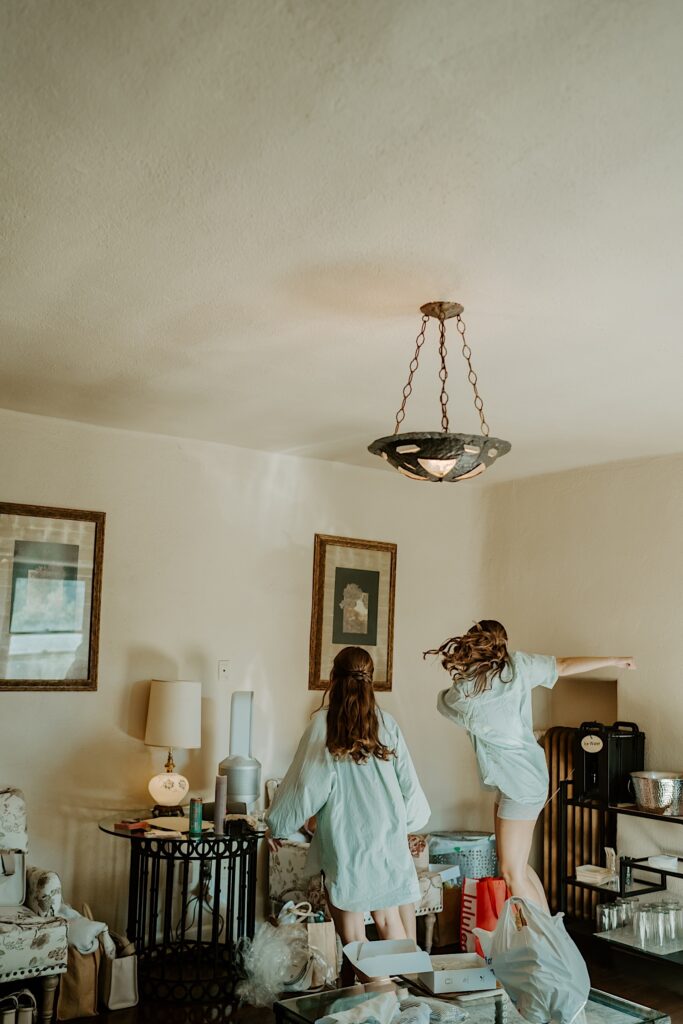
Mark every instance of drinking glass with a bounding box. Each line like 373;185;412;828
621;898;637;930
652;906;667;948
613;899;627;927
634;904;653;948
596;904;610;932
664;900;680;943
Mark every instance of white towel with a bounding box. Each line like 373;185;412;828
58;903;117;958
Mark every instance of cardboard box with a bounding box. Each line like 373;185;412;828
433;884;461;949
418;952;497;994
343;939;432;978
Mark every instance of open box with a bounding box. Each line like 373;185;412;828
418;952;497;994
343;939;432;978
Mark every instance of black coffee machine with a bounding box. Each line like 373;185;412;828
573;720;645;804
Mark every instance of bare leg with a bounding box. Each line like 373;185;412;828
365;905;408;988
423;913;436;953
371;905;407;940
526;865;548;908
495;811;549;913
398;902;416;941
327;896;367;984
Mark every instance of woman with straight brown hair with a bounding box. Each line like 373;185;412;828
425;620;635;911
266;646;430;947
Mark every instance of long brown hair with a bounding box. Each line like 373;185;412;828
323;647;395;763
424;620;512;697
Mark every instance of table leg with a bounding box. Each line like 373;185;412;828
40;974;59;1023
127;840;141;948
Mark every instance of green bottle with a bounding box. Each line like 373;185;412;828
189;797;203;836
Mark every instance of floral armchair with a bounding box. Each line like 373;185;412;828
268;834;443;952
0;788;67;1022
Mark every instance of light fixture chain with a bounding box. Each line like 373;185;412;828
393;314;429;434
456;314;490;437
438;316;450;432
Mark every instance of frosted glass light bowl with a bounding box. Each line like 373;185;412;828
148;772;189;807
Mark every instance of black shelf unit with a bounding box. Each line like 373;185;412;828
559;779;683;966
558;781;683;906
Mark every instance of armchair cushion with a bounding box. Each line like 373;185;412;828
26;867;62;918
0;907;67;980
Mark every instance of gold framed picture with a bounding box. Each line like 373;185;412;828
0;502;105;691
308;534;397;691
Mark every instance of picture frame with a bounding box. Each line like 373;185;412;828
308;534;397;691
0;502;106;692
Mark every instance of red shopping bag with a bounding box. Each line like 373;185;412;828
460;877;509;955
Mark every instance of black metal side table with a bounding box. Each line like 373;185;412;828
99;815;261;1006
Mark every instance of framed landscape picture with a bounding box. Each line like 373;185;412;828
308;534;397;691
0;502;105;691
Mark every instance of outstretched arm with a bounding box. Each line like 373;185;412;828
556;656;636;677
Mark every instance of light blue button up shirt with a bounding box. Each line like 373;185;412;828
437;651;558;807
266;709;430;912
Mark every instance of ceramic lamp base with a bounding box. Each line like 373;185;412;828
148;771;189;807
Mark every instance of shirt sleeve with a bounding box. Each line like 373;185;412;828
515;651;558;690
393;725;431;832
265;720;334;838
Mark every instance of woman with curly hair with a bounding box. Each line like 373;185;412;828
425;621;635;910
266;646;430;947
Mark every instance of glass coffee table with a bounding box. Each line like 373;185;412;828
274;981;671;1024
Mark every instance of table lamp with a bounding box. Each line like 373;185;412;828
144;679;202;815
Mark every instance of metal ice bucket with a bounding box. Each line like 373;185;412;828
631;771;683;815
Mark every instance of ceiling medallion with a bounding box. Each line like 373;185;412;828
368;300;511;482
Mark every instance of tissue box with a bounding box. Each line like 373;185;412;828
418;952;497;994
647;854;679;871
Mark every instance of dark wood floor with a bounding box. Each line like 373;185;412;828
578;936;683;1023
78;945;683;1024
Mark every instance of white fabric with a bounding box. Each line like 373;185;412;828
316;991;400;1024
59;903;117;957
266;709;430;912
437;651;557;807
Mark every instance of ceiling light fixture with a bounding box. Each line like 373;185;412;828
368;301;511;482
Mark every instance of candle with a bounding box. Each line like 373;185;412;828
214;774;227;835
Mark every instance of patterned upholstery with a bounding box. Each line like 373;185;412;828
0;788;28;853
0;907;67;979
26;868;63;919
0;786;67;998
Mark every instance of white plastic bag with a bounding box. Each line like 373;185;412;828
237;921;310;1005
475;897;589;1024
237;916;334;1006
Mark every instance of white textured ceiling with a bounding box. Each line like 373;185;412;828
2;0;683;482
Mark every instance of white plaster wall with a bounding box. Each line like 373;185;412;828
0;408;491;928
481;455;683;868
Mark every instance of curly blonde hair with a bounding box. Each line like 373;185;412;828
424;620;512;696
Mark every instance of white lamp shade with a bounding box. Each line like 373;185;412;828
144;679;202;749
